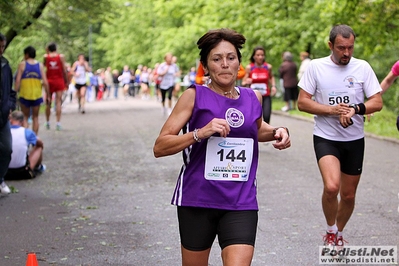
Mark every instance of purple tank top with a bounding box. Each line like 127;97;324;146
171;84;262;210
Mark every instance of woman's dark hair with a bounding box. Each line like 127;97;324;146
47;42;57;52
249;46;265;64
197;28;246;68
329;24;356;44
24;46;36;59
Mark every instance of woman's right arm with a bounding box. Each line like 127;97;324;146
153;88;196;157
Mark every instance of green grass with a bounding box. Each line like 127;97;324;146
272;98;399;140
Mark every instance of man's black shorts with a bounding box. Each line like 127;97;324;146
4;166;35;180
313;135;364;175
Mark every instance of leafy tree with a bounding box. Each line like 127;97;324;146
1;0;399;110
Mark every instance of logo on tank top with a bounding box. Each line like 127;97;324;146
225;108;244;128
49;61;58;68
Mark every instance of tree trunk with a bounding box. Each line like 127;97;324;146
4;0;50;49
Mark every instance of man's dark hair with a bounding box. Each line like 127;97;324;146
0;33;6;42
329;24;356;44
47;42;57;52
24;46;36;59
197;28;246;68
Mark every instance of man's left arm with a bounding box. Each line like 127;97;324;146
364;92;383;115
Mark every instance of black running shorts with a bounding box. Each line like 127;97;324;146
313;135;365;175
177;206;258;251
75;83;86;90
4;166;35;180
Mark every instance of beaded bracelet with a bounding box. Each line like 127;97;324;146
193;128;201;142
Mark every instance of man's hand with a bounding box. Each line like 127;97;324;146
339;107;355;128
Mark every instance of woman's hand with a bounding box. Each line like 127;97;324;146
197;118;231;139
272;127;291;150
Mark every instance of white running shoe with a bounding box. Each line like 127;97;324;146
0;181;11;194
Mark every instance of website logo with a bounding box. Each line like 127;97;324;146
319;246;397;264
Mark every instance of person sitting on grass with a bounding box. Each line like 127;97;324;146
4;111;46;180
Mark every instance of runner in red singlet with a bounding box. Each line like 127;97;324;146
243;46;276;124
44;42;68;130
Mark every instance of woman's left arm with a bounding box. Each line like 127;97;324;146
254;91;291;149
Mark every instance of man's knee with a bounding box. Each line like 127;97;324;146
340;191;356;203
323;183;340;198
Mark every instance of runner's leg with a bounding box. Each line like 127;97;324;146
318;155;341;226
20;104;30;129
55;90;63;123
31;105;40;135
336;173;360;231
80;86;87;112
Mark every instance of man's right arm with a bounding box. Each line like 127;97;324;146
297;88;348;116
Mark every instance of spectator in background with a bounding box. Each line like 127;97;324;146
140;66;150;99
112;69;119;99
134;64;143;97
189;66;196;85
0;33;17;194
172;56;182;100
279;51;298;112
96;69;105;101
5;111;45;180
104;66;113;99
119;65;132;100
153;63;162;101
87;68;96;103
298;51;311;80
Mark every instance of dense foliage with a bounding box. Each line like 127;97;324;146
1;0;398;111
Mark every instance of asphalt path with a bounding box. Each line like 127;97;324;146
0;95;398;266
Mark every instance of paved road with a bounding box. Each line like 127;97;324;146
0;96;398;266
